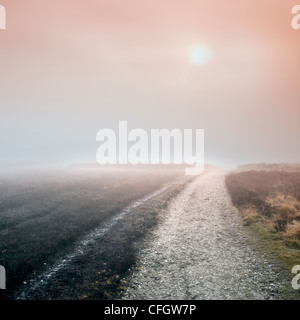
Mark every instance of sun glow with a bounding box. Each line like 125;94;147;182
189;45;212;66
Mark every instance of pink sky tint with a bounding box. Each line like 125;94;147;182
0;0;299;167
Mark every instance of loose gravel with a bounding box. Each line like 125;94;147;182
123;169;286;300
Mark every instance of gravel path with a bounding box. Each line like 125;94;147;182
123;169;285;300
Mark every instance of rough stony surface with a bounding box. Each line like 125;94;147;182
122;169;286;300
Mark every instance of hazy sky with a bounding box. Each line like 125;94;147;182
0;0;299;167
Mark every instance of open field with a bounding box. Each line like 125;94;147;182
0;166;189;299
235;163;300;173
1;164;299;300
225;166;300;299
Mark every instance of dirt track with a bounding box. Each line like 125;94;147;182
123;169;286;300
12;169;288;300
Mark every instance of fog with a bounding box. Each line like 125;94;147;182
1;0;300;168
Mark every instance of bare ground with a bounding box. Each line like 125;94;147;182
8;168;292;300
12;176;189;300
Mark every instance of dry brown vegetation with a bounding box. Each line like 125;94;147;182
225;169;300;271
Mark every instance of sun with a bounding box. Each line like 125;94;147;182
189;45;212;66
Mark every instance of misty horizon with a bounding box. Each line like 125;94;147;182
1;0;300;169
